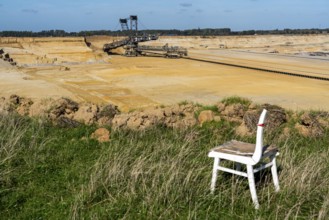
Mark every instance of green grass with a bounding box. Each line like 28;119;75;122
194;104;219;118
221;96;252;106
1;112;329;219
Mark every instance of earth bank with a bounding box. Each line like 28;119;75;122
1;94;328;138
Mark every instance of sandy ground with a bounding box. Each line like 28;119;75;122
0;60;73;99
189;49;329;78
0;35;329;111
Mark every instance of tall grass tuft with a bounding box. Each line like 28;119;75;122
0;114;30;183
221;96;252;106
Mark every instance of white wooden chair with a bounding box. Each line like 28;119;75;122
208;109;279;209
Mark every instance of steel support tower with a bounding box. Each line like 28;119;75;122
119;19;129;31
130;15;138;32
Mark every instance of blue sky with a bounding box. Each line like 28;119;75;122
0;0;328;31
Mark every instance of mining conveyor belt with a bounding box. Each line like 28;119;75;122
137;45;188;58
103;38;130;52
185;57;329;82
103;35;159;53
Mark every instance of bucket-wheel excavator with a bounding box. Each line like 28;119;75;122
103;15;188;58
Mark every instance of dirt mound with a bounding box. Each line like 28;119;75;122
0;95;119;127
198;110;220;125
218;103;289;136
50;98;79;118
1;94;328;137
220;103;246;123
91;128;111;143
243;104;288;132
295;112;328;137
112;104;198;130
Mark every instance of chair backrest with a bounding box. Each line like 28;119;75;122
252;109;267;163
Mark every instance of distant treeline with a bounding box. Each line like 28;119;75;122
0;28;328;37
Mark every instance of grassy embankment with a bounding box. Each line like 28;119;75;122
1;98;329;219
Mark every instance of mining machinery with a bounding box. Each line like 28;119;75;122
119;15;138;32
133;44;187;58
103;15;188;58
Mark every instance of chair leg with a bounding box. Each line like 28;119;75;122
210;157;220;193
271;156;280;192
247;165;259;209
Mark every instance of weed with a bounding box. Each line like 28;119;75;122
221;96;252;106
200;105;218;112
194;104;218;118
178;100;190;106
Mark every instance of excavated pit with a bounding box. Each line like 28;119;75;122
0;35;329;111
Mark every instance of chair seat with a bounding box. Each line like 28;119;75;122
211;140;278;156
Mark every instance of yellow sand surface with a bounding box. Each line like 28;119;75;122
0;35;328;111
